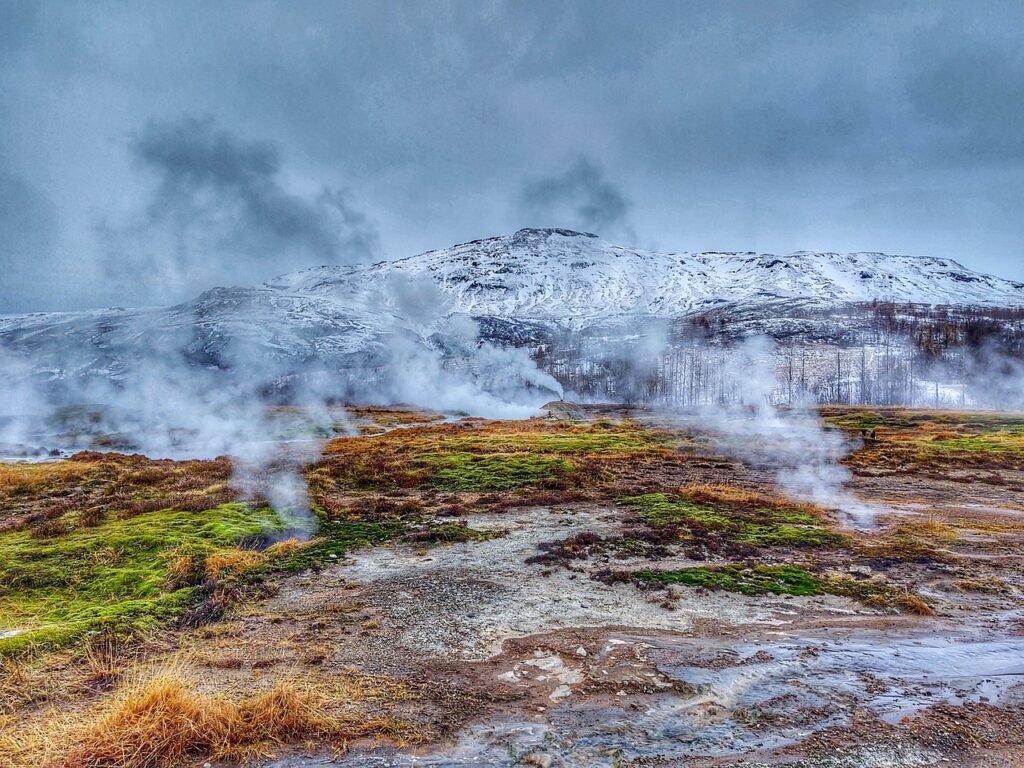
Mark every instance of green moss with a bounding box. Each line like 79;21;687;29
620;493;846;549
822;409;1024;460
611;537;654;557
634;564;924;612
736;524;848;548
822;408;1024;431
926;432;1024;455
0;502;285;654
316;421;656;494
622;493;733;527
0;497;412;655
270;515;405;574
635;565;824;596
426;452;576;491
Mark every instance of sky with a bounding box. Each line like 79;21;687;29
1;0;1023;313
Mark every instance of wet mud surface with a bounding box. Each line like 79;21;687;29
263;497;1024;766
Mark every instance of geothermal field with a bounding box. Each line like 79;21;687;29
2;403;1024;767
5;4;1024;767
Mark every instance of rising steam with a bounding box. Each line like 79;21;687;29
0;273;562;536
664;336;881;527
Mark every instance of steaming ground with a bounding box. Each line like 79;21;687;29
3;405;1024;768
656;337;885;528
258;409;1024;767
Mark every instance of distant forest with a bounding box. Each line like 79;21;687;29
533;302;1024;410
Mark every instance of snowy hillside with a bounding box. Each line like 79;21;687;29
269;228;1024;328
1;228;1022;390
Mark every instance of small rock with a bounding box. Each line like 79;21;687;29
521;754;553;768
550;684;572;700
575;646;588;657
848;564;872;576
328;553;338;559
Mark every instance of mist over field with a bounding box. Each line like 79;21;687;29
3;4;1024;768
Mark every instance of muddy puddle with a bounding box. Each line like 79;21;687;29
270;624;1024;767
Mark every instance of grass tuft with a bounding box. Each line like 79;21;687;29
38;668;418;768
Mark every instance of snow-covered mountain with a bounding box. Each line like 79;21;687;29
269;228;1024;327
1;228;1022;386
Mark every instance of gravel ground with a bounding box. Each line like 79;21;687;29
336;505;858;660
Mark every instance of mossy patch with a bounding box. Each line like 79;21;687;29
433;423;662;456
635;565;824;596
425;453;577;491
821;407;1024;432
0;496;409;654
620;492;847;549
266;516;405;574
926;430;1024;455
0;503;286;654
821;407;1024;471
313;419;666;495
634;564;932;613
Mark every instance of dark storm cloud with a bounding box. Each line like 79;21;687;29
519;159;634;240
100;117;378;297
134;116;377;261
1;0;1023;311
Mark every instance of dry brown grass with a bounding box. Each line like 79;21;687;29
954;577;1009;593
162;549;201;590
204;548;264;580
948;516;1024;534
263;537;316;559
857;524;955;565
194;653;245;670
0;462;95;499
895;589;936;616
0;657;47;714
893;516;959;543
852;513;964;566
0;453;235;535
4;667;418;768
81;630;123;693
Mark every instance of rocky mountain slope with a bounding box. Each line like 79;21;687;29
1;229;1022;388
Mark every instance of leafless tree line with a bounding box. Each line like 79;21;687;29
531;304;1024;409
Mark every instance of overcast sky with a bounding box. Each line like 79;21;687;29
2;0;1023;312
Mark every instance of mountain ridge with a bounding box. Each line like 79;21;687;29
262;228;1024;328
4;229;1022;328
1;228;1022;391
